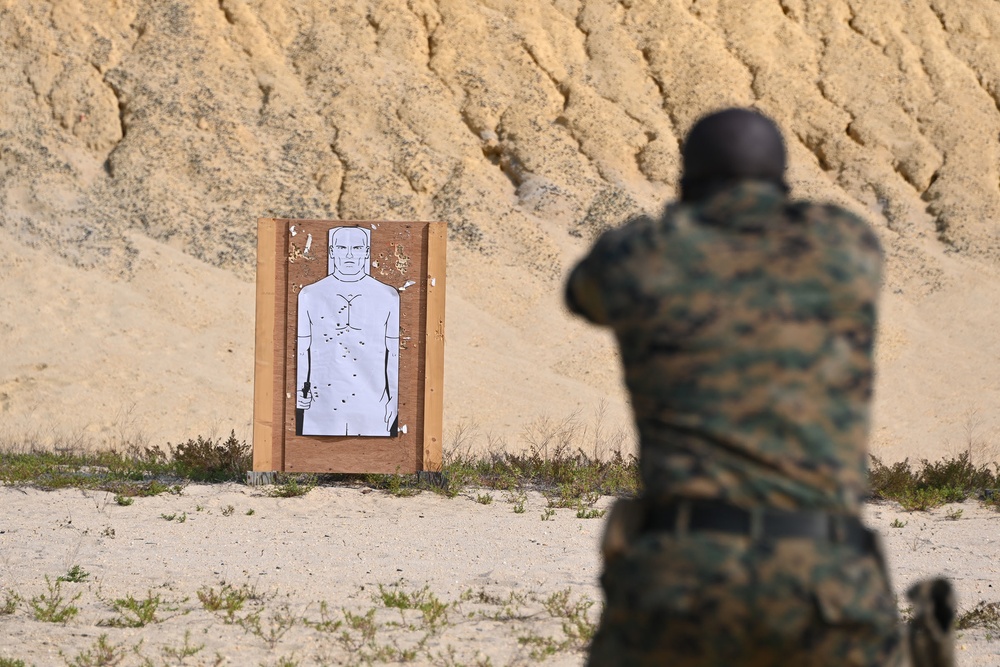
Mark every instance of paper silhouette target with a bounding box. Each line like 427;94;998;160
295;226;400;436
253;218;444;474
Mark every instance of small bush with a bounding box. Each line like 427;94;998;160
895;487;950;512
957;601;1000;631
1;590;20;615
57;565;90;583
869;456;918;501
376;584;450;631
171;431;251;482
361;472;421;497
30;576;81;623
198;583;260;622
918;451;997;494
63;634;126;667
268;474;316;498
100;591;176;628
870;453;999;511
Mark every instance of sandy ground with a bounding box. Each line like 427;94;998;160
0;485;998;666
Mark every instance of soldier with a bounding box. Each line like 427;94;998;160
566;108;954;666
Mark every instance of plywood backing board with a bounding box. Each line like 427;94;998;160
253;219;444;474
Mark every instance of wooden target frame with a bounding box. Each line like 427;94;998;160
252;219;445;474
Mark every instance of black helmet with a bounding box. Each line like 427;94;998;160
680;108;787;202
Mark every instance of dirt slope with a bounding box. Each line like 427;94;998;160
1;0;999;461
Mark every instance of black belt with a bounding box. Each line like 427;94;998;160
646;499;874;551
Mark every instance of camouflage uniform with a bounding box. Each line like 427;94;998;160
567;181;905;666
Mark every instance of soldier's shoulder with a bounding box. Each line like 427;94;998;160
787;200;881;251
594;208;684;255
786;199;868;228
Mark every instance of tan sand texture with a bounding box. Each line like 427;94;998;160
0;486;998;665
2;2;1000;454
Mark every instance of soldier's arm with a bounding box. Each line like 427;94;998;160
565;215;656;326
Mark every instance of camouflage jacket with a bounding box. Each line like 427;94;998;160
566;181;882;512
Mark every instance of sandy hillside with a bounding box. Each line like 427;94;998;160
1;0;1000;461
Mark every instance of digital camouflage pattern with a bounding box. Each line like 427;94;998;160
588;526;904;666
566;181;882;513
567;181;909;665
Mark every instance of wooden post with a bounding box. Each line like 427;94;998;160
252;218;284;472
422;223;446;472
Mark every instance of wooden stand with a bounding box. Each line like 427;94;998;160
252;219;446;474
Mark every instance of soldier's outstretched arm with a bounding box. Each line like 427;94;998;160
565;216;655;326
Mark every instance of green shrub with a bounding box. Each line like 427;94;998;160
918;451;997;496
870;453;999;511
868;456;917;500
957;601;1000;631
171;431;251;482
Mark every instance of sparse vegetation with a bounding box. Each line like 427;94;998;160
29;576;81;623
515;588;598;660
869;452;999;511
361;471;422;497
237;603;299;649
2;590;20;615
957;601;1000;632
160;631;204;662
3;419;1000;662
171;431;252;482
267;474;316;498
57;565;90;583
37;415;1000;518
438;416;640;503
62;634;127;667
198;583;262;623
376;584;451;632
100;591;179;628
0;432;250;495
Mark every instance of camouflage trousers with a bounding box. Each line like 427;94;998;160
587;525;905;666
